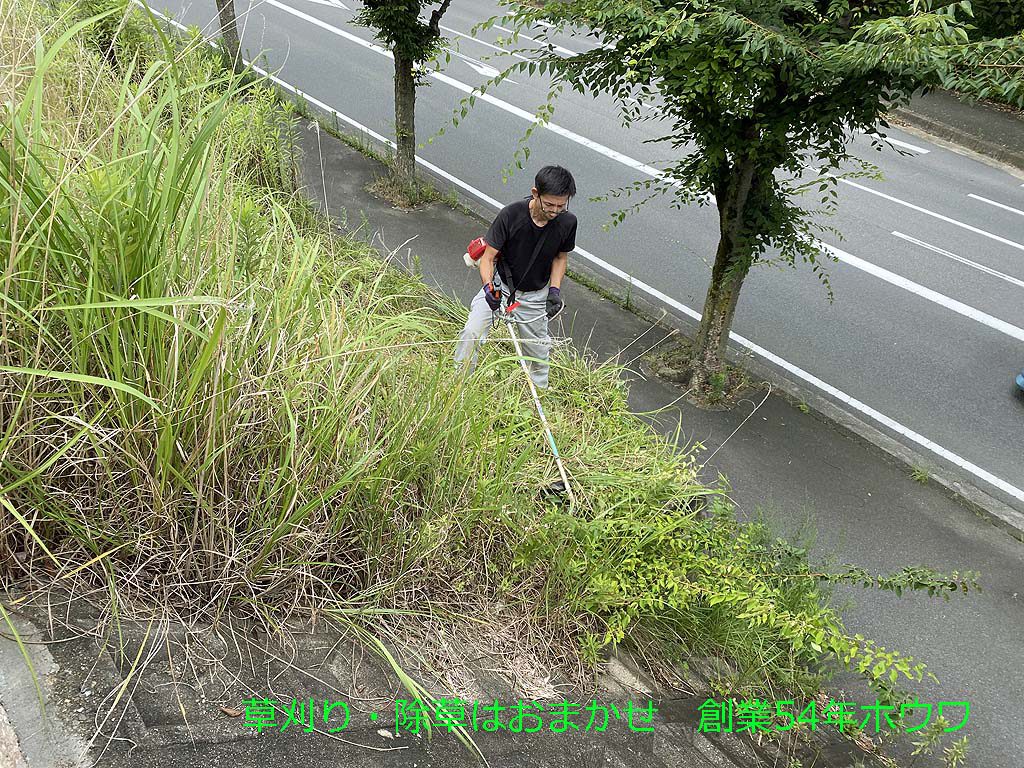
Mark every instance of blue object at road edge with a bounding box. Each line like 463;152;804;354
1017;368;1024;392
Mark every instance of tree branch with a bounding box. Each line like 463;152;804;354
428;0;453;36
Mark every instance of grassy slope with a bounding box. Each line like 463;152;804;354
0;0;970;718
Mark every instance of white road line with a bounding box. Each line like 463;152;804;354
446;49;501;79
265;0;389;53
137;3;1024;506
857;129;929;154
893;231;1024;290
732;335;1024;508
515;14;607;52
831;176;1024;253
625;96;658;114
293;0;347;7
432;66;666;177
968;193;1024;218
492;22;577;57
438;23;531;62
297;0;348;8
880;136;929;154
820;242;1024;342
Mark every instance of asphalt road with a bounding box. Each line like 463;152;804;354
161;0;1024;519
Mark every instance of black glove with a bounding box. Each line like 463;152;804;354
546;286;563;319
483;283;501;311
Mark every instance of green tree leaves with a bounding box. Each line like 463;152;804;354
353;0;451;67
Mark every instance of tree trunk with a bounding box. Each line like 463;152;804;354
392;51;417;188
215;0;242;73
689;154;759;397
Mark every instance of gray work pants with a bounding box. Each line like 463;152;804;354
454;276;551;389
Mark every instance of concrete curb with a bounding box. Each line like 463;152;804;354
889;106;1024;173
0;614;90;768
0;704;29;768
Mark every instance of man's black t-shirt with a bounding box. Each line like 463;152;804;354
484;198;577;292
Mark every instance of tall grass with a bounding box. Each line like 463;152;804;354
0;0;970;716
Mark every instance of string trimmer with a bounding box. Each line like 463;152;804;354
496;295;576;508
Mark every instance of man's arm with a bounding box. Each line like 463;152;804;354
549;251;568;289
478;245;499;287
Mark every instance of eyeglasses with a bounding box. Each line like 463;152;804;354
538;197;568;213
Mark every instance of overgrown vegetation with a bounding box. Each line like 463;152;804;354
367;161;449;208
646;338;758;408
0;0;979;748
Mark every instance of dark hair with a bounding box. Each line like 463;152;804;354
534;165;576;198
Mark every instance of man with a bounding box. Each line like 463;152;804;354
454;166;578;389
